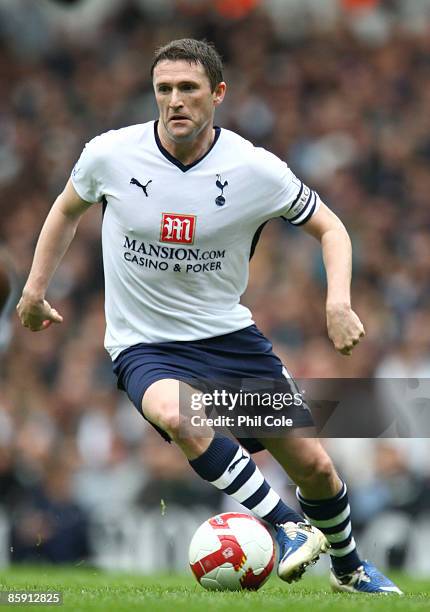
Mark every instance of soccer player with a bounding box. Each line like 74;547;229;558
17;39;402;594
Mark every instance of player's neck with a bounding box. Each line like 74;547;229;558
157;123;215;166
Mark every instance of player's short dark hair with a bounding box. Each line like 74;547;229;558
151;39;224;92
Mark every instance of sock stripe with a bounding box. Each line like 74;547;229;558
296;483;347;506
324;524;352;543
253;489;280;517
242;480;270;509
303;504;351;528
300;497;348;520
223;461;256;495
329;538;356;557
318;517;350;535
329;534;353;550
233;470;265;503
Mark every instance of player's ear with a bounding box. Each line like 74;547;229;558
213;82;226;106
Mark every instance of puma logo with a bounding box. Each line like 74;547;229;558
130;178;152;197
228;452;248;473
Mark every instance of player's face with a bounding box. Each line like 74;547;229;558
153;60;226;144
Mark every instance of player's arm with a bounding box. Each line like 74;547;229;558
17;179;93;331
301;202;365;355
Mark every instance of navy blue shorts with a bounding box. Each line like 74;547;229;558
113;325;314;453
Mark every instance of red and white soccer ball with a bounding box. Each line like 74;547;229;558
189;512;275;591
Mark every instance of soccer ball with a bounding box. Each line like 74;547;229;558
189;512;275;591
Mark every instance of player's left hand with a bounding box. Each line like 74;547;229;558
326;303;365;356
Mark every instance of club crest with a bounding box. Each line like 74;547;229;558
215;174;228;206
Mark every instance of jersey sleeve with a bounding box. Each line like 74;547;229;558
281;176;321;226
70;136;105;203
253;147;321;225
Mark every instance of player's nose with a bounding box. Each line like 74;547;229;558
169;88;184;108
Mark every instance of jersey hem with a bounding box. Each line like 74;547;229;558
106;321;256;361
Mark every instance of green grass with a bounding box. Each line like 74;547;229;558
0;566;428;611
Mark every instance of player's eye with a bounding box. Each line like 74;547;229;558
181;83;198;92
157;85;171;93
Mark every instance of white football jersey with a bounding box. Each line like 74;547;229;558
71;121;321;359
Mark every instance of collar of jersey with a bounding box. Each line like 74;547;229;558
153;120;221;172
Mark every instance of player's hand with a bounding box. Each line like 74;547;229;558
16;293;63;332
326;303;365;356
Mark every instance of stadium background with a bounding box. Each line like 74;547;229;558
0;0;430;576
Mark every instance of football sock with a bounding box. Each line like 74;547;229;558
189;433;303;527
296;481;362;575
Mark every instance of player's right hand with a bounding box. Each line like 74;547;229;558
16;295;63;331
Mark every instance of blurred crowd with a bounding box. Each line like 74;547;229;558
1;0;430;566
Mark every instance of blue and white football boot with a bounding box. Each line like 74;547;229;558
276;521;329;583
330;561;403;594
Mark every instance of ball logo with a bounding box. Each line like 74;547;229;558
160;213;196;244
222;547;234;559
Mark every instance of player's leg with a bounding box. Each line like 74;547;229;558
142;378;304;524
142;378;326;581
262;435;402;594
261;436;358;571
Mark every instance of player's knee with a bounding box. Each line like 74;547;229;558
295;454;335;488
313;454;336;481
144;400;181;438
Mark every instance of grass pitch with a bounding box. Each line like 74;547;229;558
0;566;428;611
